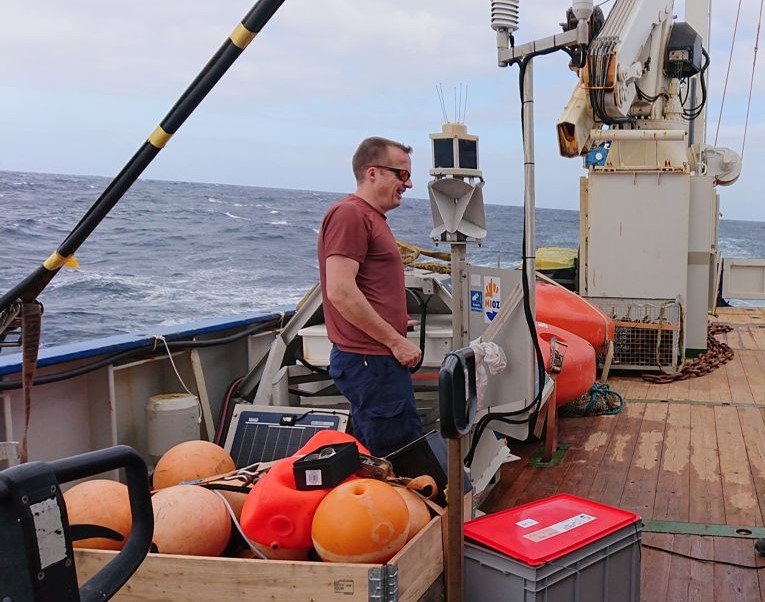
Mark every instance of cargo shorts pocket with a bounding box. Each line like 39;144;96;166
358;398;410;457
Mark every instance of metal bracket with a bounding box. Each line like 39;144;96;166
528;442;570;467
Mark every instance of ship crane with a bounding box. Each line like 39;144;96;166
493;0;742;368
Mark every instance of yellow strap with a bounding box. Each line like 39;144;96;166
43;252;80;270
229;23;256;49
148;125;173;149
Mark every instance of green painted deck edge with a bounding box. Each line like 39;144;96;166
643;520;765;539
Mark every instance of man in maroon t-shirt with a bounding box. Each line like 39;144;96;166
318;137;423;456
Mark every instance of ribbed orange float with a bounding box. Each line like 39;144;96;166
536;321;596;406
312;479;410;563
536;282;614;354
152;440;235;490
63;479;132;550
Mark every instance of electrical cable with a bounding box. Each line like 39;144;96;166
682;49;710;121
642;542;765;569
406;288;432;374
214;375;244;446
464;54;550;468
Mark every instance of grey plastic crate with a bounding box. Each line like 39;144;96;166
464;521;642;602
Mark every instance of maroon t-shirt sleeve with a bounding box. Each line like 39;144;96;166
321;202;369;264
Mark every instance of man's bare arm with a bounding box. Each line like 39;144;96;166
325;255;421;367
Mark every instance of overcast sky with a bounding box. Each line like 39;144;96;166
1;0;763;220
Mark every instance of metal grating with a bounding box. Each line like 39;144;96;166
586;297;681;372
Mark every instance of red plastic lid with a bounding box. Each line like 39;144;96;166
464;494;640;566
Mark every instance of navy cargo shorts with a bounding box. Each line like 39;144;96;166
328;345;422;457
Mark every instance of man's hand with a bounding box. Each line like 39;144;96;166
391;336;422;368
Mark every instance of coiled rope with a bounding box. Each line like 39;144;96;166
560;383;624;417
396;240;451;273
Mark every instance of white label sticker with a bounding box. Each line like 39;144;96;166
516;518;539;529
523;513;596;543
31;497;68;569
305;469;323;486
470;274;482;286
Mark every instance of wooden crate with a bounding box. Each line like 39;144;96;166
75;514;444;601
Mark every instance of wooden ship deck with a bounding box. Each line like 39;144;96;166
482;306;765;601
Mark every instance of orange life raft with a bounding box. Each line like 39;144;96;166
536;282;614;354
536;321;596;406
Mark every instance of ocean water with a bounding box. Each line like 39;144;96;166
1;170;764;348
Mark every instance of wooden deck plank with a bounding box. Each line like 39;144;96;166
553;413;621;500
715;406;762;528
666;376;690;402
687;371;712;403
687;536;715;602
611;402;663;518
751;326;765;350
640;533;673;602
609;376;636;401
689;405;725;525
713;538;762;601
622;376;650;400
665;535;692;602
643;381;669;402
706;360;732;403
513;413;597;504
740;350;765;404
724;356;754;403
738;326;758;351
738;407;765;521
653;403;691;522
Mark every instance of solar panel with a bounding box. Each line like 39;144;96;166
223;404;350;468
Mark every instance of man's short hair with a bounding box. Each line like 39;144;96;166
352;137;412;182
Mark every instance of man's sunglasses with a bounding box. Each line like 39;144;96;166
369;165;411;183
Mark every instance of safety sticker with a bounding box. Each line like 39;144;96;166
523;513;596;542
470;290;483;312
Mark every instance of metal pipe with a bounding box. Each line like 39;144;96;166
522;59;536;327
589;129;686;141
0;0;287;316
522;59;537;406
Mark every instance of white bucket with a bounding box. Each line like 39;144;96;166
146;393;200;462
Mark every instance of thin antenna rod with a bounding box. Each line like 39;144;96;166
437;83;448;123
463;85;469;123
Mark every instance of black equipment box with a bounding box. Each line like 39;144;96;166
293;442;360;490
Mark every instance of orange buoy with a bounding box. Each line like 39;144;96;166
395;487;431;542
151;485;231;556
536;321;596;406
536;282;614;354
152;440;235;490
63;479;132;550
312;479;410;563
